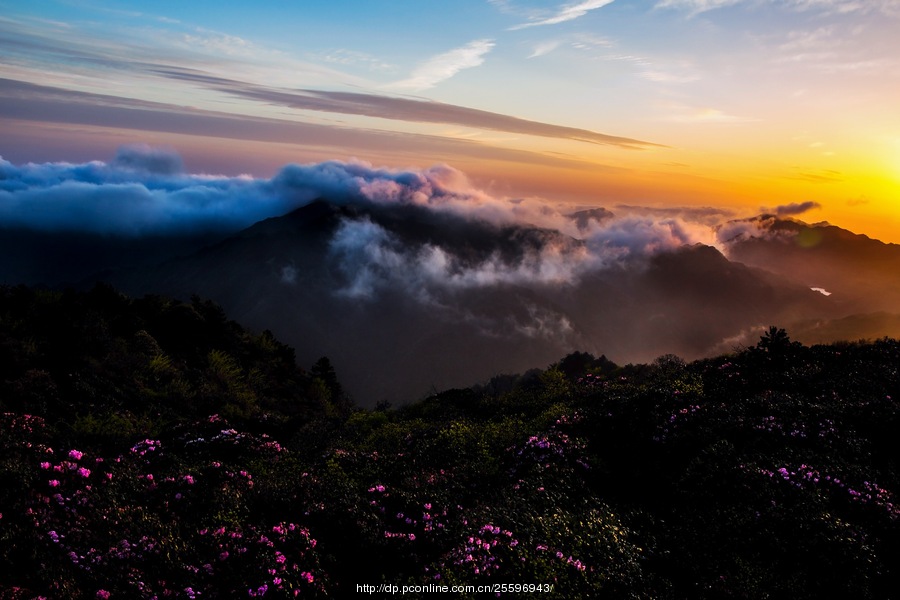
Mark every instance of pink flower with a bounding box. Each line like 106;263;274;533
96;590;110;599
48;480;60;487
78;467;91;478
68;450;84;461
40;462;50;470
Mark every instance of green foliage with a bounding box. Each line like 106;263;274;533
0;284;324;444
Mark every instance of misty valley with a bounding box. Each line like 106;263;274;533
3;150;900;406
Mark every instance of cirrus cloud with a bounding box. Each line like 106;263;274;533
390;39;496;90
510;0;616;30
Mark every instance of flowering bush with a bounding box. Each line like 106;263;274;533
3;287;900;598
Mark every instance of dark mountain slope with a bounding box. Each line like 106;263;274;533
110;201;839;404
722;216;900;312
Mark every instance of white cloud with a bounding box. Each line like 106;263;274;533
390;39;495;90
316;49;396;72
787;0;897;15
529;40;563;58
654;0;742;14
510;0;616;30
656;0;900;15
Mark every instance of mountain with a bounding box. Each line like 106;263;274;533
721;216;900;309
107;200;841;404
6;199;896;404
719;215;900;342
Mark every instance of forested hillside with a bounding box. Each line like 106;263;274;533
2;286;899;598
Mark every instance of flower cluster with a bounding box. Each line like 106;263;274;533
754;416;839;440
575;372;608;391
438;523;519;577
131;438;162;458
754;463;900;519
19;416;327;598
512;423;588;473
367;485;450;542
196;521;324;597
654;404;702;442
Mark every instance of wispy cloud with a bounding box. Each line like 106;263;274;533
148;69;662;148
656;0;900;15
0;78;614;170
0;16;370;92
390;39;495;90
529;40;564;58
314;49;396;72
509;0;616;30
784;168;843;183
654;0;741;14
788;0;900;16
638;61;701;83
528;33;614;58
665;106;754;123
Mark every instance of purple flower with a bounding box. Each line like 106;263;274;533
69;449;84;461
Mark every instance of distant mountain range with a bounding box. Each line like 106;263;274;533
4;201;899;404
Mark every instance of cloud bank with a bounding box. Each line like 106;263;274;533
2;146;541;236
0;146;721;286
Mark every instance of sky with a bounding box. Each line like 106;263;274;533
1;0;899;242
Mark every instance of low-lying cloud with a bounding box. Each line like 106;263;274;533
2;145;780;301
3;146;859;403
0;145;717;241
